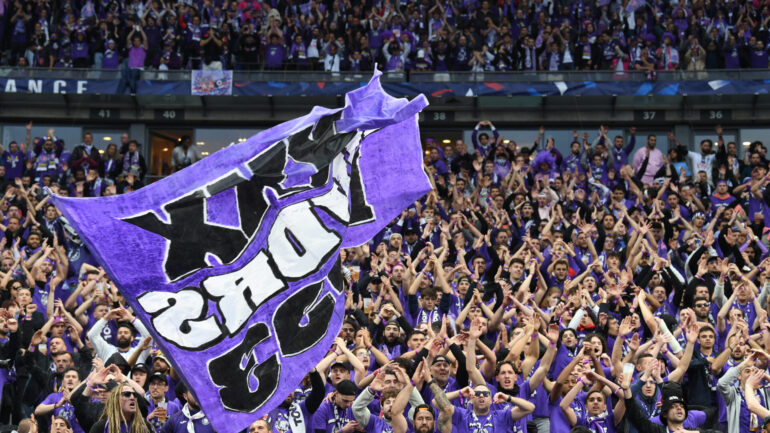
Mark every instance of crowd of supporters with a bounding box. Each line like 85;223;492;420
0;119;770;433
2;0;770;72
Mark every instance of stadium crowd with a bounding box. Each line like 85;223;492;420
0;119;769;433
2;0;770;72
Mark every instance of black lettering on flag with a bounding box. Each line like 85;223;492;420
123;191;249;281
122;112;363;282
208;322;280;413
273;280;335;357
346;146;375;226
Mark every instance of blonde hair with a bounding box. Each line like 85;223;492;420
99;385;149;433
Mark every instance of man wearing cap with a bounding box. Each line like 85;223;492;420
418;352;468;412
312;379;358;433
390;366;439;433
129;363;149;389
622;382;720;433
146;372;181;432
160;382;213;433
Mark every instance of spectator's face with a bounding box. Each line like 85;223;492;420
120;386;138;416
340;323;355;342
132;371;147;387
496;363;518;390
382;373;399;391
22;234;41;252
334;392;355;409
561;330;577;348
121;133;130;145
52;418;69;433
153;358;170;373
329;366;349;385
585;391;607;416
62;370;80;390
717;182;728;194
472;257;486;273
421;294;437;311
553;263;568;280
51;322;66;337
53;352;72;372
392;266;405;281
471;386;491;412
430;360;450;382
16;288;32;306
249;420;270;433
407;332;425;350
413;410;434;433
698;330;715;349
44;140;54;152
666;402;687;423
149;378;168;399
117;327;133;348
94;304;109;319
354;348;370;367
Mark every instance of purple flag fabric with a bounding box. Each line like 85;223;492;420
51;71;430;433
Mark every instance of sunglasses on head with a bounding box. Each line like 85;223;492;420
474;391;491;397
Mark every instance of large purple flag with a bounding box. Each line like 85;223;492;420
52;71;430;433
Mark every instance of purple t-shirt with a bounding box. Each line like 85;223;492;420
365;415;394;433
451;406;524;433
312;401;355;433
40;392;86;433
549;391;586;433
128;46;146;68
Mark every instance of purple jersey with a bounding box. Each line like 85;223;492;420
451;406;525;433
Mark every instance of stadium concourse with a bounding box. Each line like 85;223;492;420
0;113;768;433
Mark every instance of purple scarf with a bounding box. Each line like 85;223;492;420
123;151;139;174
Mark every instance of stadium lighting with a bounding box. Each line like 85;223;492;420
742;141;751;146
197;141;205;145
442;139;451;144
163;147;169;151
103;137;112;141
202;152;210;156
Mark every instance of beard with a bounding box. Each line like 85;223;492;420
415;425;434;433
117;338;132;349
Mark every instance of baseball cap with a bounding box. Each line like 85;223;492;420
432;355;450;366
330;360;351;371
148;371;168;384
131;363;150;374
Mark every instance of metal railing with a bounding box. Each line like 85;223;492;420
1;67;768;83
